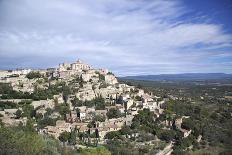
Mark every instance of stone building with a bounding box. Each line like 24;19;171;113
71;60;91;71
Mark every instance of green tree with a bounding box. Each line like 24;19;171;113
71;97;82;107
158;129;175;142
131;108;155;132
106;108;121;119
15;109;22;119
120;125;131;135
59;131;70;146
68;130;77;145
44;108;53;117
105;131;121;140
93;114;106;122
0;127;45;155
181;118;194;130
22;104;35;118
0;125;78;155
62;85;71;104
26;71;42;79
95;99;106;110
25;118;35;132
37;116;56;128
57;104;70;118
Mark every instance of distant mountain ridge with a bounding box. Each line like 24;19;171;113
121;73;232;81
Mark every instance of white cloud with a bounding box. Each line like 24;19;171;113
0;0;231;75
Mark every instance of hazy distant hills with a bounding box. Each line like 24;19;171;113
121;73;232;81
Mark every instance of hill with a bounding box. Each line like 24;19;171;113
121;73;232;81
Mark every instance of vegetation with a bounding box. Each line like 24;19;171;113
71;97;106;109
1;74;231;154
15;109;22;119
93;114;106;122
0;82;68;100
59;131;70;145
57;104;71;119
0;101;17;110
37;116;57;128
0;124;111;155
119;79;232;154
80;147;111;155
106;108;122;119
26;71;43;79
0;125;60;155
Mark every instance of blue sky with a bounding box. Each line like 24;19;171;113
0;0;231;76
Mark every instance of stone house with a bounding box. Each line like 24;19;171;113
71;60;91;71
31;99;55;109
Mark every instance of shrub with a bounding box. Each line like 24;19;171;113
26;71;43;79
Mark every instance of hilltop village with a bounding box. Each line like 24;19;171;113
0;60;193;154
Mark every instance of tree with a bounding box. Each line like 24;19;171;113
68;130;77;145
116;96;124;104
0;83;13;94
135;96;142;101
25;118;35;132
26;71;42;79
87;121;95;128
78;132;85;142
0;125;76;155
62;85;71;104
15;109;22;119
95;128;99;139
181;118;194;130
0;126;45;155
22;104;35;118
45;108;53;116
106;108;121;119
58;131;70;146
95;97;106;110
105;131;121;140
0;101;17;109
93;114;106;122
76;108;80;118
71;97;82;107
98;74;105;81
131;109;155;132
37;117;56;129
57;104;70;118
158;130;175;142
120;125;131;135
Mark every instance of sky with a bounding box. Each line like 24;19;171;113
0;0;232;76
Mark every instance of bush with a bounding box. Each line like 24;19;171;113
0;101;17;110
106;108;122;119
26;71;42;79
80;146;111;155
0;125;75;155
37;117;56;128
158;130;175;142
0;126;45;155
15;109;22;119
105;131;121;140
93;114;106;122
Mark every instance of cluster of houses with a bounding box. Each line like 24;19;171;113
0;59;167;144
